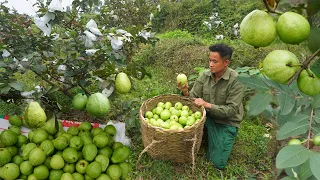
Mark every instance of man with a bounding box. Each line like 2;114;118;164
177;43;245;170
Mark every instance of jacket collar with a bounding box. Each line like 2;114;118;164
204;67;231;80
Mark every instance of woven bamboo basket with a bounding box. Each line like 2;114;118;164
137;94;206;168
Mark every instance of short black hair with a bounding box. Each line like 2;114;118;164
209;43;233;61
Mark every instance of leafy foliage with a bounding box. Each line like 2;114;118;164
0;0;158;114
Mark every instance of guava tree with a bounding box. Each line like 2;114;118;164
237;0;320;179
0;0;158;115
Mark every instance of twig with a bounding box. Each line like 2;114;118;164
307;108;314;149
78;82;90;95
31;69;72;97
288;48;320;85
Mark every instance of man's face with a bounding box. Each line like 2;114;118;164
208;52;230;74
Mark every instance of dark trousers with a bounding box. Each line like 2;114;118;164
205;117;238;169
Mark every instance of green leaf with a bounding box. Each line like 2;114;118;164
298;160;313;180
279;93;296;115
311;94;320;108
1;86;11;94
236;75;269;92
276;121;309;140
276;145;312;169
309;153;320;180
280;177;296;180
247;93;273;116
9;82;24;91
310;56;320;77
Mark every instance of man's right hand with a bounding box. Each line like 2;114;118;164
177;82;189;96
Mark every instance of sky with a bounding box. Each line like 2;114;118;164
0;0;73;16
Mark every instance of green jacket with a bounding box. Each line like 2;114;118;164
189;67;245;127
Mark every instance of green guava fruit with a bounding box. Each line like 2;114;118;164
32;129;48;144
43;117;59;135
0;148;12;167
72;172;84;180
5;146;18;157
111;145;130;164
8;125;21;135
72;93;88;110
119;162;132;179
67;126;79;136
91;127;104;137
24;101;47;128
98;146;113;158
115;72;132;94
12;155;24;165
29;148;46;166
82;144;98;162
16;135;28;147
69;136;83;151
0;163;20;179
93;134;109;148
50;155;65;170
95;154;109;172
61;172;75;180
44;157;52;171
20;161;33;176
86;161;102;178
80;135;93;145
0;130;18;146
276;12;310;45
28;130;34;141
240;10;276;47
62;147;79;163
75;159;88;174
33;165;49;180
27;174;38;180
18;174;28;179
96;174;111;180
53;136;69;151
106;164;122;180
49;169;64;180
62;163;75;174
85;174;94;180
297;69;320;96
262;50;300;84
107;136;115;147
86;93;110;117
8;115;22;127
21;143;37;160
61;133;73;140
104;125;117;136
78;122;92;131
112;142;124;150
40;140;55;156
308;27;320;56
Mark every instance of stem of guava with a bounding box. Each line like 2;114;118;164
306;69;315;78
287;48;320;85
287;64;302;67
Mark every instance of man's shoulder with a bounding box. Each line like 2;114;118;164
228;68;239;78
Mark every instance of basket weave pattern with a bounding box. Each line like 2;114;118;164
139;94;206;163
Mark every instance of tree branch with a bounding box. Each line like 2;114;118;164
288;48;320;85
31;69;72;97
307;108;314;149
